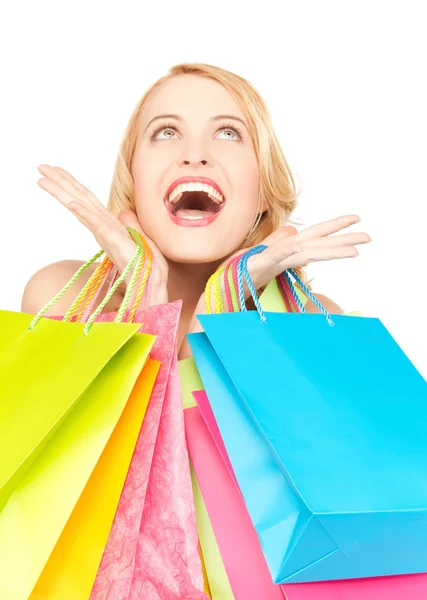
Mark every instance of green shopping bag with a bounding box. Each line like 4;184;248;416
0;232;156;599
0;311;145;509
0;230;151;509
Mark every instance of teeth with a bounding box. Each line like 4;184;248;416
168;182;224;204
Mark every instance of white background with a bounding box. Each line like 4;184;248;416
1;1;426;376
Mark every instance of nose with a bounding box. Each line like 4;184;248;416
179;138;213;168
182;158;208;166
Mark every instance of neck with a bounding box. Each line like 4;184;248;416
166;258;223;357
167;259;221;309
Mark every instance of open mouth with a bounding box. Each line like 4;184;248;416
165;184;226;222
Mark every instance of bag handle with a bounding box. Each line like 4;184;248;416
28;228;154;335
204;252;246;314
62;256;114;322
205;252;303;315
67;229;155;324
236;245;334;325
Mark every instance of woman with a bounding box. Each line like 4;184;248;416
21;62;371;355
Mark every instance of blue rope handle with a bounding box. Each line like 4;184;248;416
237;245;268;323
284;269;334;326
236;244;334;326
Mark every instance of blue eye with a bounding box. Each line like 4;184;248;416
216;123;243;141
150;121;243;142
150;122;177;140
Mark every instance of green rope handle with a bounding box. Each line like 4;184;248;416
29;227;146;334
114;243;146;323
28;249;104;330
62;258;109;322
83;243;143;335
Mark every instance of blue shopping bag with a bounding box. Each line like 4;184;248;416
188;246;427;584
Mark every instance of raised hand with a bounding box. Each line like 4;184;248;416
36;164;169;303
193;214;370;318
246;214;371;291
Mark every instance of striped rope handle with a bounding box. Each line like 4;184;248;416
204;253;244;314
221;255;302;314
28;228;156;335
205;249;332;323
65;231;155;324
125;233;154;320
80;265;118;323
276;272;302;313
62;256;114;322
236;245;334;325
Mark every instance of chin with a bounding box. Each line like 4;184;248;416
163;247;230;265
160;238;235;266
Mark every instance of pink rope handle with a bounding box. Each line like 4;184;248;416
224;254;243;311
276;272;301;312
276;273;293;312
79;264;116;322
126;251;148;317
216;251;303;315
224;252;245;312
143;258;157;309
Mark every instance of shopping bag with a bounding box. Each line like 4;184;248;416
0;324;154;600
190;261;427;598
180;360;234;599
30;358;160;600
200;544;212;599
193;392;427;600
189;245;427;584
0;233;149;510
0;233;158;599
91;301;207;600
180;356;204;409
186;394;283;600
190;463;234;600
0;310;144;509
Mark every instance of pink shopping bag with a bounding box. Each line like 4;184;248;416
84;301;206;600
186;392;283;600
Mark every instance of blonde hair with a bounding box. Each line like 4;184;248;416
108;62;306;287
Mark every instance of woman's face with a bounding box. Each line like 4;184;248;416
132;75;261;263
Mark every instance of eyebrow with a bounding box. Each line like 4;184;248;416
144;113;248;133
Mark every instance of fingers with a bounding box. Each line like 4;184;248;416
297;215;361;241
247;241;303;288
302;232;371;248
68;200;102;231
279;245;359;271
37;164;99;210
52;166;98;205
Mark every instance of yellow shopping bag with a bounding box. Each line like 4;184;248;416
0;235;158;600
30;358;160;600
0;311;145;509
0;321;154;600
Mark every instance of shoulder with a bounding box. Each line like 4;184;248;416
304;293;344;315
21;260;94;316
21;260;122;317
